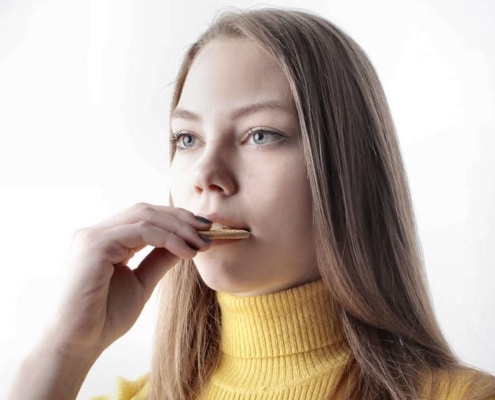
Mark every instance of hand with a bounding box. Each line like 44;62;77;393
51;203;211;359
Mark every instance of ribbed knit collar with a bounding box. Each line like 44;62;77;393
216;279;345;359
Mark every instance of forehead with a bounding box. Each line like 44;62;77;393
177;37;294;112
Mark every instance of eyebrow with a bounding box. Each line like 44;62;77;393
171;100;294;122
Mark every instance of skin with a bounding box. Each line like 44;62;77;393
8;207;212;400
170;38;321;296
7;37;320;400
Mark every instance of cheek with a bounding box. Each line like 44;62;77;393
248;157;313;230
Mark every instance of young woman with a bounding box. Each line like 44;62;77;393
8;8;495;400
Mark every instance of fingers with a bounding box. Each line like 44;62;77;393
95;203;210;232
51;204;208;356
72;204;212;266
102;221;208;264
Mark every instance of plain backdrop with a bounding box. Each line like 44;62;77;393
0;0;494;398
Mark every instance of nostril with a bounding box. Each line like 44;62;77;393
208;183;226;192
193;161;238;196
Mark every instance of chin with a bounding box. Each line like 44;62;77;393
196;264;251;294
194;263;266;296
194;264;308;297
193;251;320;296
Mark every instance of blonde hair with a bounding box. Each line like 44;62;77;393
150;8;492;399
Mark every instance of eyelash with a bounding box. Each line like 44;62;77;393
246;127;285;147
170;128;285;151
170;131;195;150
170;131;202;151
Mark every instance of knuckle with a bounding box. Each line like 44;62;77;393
136;220;153;232
133;202;152;213
72;227;96;244
138;204;157;223
70;227;103;255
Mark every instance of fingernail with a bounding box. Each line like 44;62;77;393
199;234;211;243
189;243;200;251
195;215;212;224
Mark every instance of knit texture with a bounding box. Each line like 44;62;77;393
200;279;349;399
92;280;495;399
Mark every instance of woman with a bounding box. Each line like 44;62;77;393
8;8;495;400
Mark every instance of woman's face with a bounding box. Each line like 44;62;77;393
169;38;320;296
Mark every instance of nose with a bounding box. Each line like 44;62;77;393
193;146;238;196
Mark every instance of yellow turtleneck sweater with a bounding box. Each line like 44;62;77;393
93;280;495;399
201;279;349;398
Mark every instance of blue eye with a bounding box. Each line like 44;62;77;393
172;132;197;150
247;129;284;146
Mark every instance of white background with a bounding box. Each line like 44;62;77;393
0;0;494;398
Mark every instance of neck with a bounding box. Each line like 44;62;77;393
203;279;351;396
216;279;346;358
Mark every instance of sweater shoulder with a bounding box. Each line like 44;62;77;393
420;367;495;400
87;368;495;399
90;374;149;400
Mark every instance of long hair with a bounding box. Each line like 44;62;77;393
150;8;490;399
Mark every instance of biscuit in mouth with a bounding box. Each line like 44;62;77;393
199;222;250;240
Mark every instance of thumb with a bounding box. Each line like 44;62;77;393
134;248;179;299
